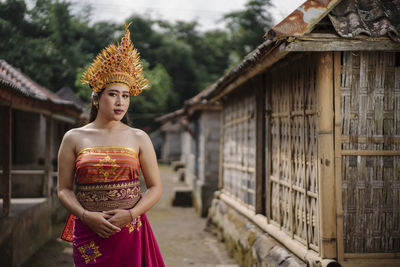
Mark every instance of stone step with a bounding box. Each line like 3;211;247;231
171;160;185;171
171;187;193;207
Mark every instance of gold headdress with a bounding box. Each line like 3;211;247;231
81;22;148;96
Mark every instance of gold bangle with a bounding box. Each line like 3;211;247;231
129;209;134;221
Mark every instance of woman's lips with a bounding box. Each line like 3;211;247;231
114;109;124;115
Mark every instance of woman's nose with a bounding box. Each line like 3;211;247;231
115;96;122;105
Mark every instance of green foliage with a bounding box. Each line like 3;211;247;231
0;0;274;131
130;63;175;130
224;0;273;59
75;66;91;103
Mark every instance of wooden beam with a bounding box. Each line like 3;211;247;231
223;114;253;128
52;113;77;124
344;253;400;259
2;106;12;216
285;39;400;52
341;136;400;144
0;170;45;175
316;52;337;258
223;163;255;173
341;150;400;156
42;116;53;196
254;75;266;214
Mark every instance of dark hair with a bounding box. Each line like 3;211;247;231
87;90;131;125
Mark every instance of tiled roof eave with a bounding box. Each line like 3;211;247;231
0;79;82;116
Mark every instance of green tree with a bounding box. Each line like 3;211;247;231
130;63;175;130
223;0;273;60
0;0;118;91
0;0;273;131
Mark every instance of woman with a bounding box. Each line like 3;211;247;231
58;22;165;266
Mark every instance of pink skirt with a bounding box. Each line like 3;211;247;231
72;214;165;267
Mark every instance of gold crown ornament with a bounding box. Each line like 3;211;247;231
81;22;148;96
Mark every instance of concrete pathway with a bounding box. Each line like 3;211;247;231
23;164;237;267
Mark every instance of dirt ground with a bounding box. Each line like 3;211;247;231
23;164;237;267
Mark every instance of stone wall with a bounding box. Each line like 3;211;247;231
161;130;182;163
181;130;196;186
193;110;220;217
0;198;52;267
208;197;305;267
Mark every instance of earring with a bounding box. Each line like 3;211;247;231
94;102;99;109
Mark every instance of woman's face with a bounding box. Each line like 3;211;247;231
97;84;130;121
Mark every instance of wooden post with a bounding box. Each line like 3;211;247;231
254;75;266;214
218;105;225;190
265;73;272;223
333;51;344;262
42;115;53;196
2;105;12;216
317;52;337;258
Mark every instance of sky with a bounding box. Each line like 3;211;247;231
71;0;305;32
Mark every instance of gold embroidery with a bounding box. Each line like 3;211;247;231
78;146;138;156
77;185;141;202
127;216;142;233
76;182;142;212
78;241;102;264
77;180;140;191
94;154;120;180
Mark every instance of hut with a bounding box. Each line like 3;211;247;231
183;89;221;216
0;59;83;266
155;89;222;215
201;0;400;266
155;108;185;164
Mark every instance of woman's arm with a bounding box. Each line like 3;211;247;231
105;131;162;228
57;130;121;238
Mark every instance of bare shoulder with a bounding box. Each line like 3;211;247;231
129;128;153;150
130;128;149;139
60;125;92;152
61;128;78;144
62;125;87;142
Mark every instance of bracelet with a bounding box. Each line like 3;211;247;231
81;209;86;223
128;209;134;221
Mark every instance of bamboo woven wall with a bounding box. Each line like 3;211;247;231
222;85;256;207
267;55;319;251
341;51;400;253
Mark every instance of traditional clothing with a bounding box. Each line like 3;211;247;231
61;146;165;266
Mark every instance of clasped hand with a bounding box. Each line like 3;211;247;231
83;209;133;238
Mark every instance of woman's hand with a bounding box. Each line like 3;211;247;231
83;211;121;238
103;209;133;229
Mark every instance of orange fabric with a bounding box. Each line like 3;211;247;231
61;213;76;242
61;146;140;242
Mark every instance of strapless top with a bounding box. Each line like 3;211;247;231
74;146;141;212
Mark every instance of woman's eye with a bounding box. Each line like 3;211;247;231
109;93;116;96
123;95;129;98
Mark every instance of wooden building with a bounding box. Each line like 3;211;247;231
0;59;83;266
199;0;400;266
